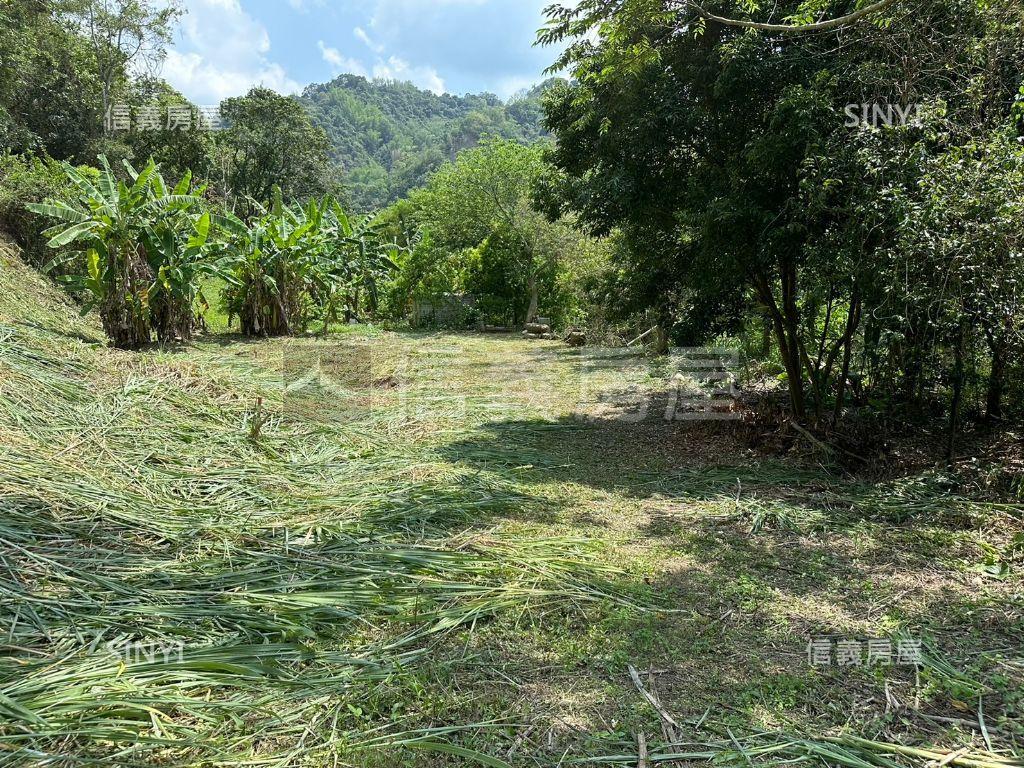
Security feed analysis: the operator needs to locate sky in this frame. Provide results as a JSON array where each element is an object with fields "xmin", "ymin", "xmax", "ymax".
[{"xmin": 161, "ymin": 0, "xmax": 564, "ymax": 106}]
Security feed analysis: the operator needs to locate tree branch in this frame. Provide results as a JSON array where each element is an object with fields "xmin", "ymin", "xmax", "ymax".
[{"xmin": 671, "ymin": 0, "xmax": 900, "ymax": 34}]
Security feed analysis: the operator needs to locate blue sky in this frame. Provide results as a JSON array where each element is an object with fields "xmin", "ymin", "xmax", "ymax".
[{"xmin": 162, "ymin": 0, "xmax": 564, "ymax": 105}]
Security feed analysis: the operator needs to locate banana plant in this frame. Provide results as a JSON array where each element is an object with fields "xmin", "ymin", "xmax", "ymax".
[
  {"xmin": 27, "ymin": 156, "xmax": 204, "ymax": 349},
  {"xmin": 215, "ymin": 189, "xmax": 400, "ymax": 338},
  {"xmin": 312, "ymin": 201, "xmax": 400, "ymax": 332},
  {"xmin": 344, "ymin": 214, "xmax": 401, "ymax": 318},
  {"xmin": 217, "ymin": 189, "xmax": 326, "ymax": 336},
  {"xmin": 214, "ymin": 208, "xmax": 279, "ymax": 337},
  {"xmin": 142, "ymin": 209, "xmax": 221, "ymax": 342}
]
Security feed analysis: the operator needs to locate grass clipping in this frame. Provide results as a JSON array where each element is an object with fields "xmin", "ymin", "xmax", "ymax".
[{"xmin": 0, "ymin": 318, "xmax": 622, "ymax": 766}]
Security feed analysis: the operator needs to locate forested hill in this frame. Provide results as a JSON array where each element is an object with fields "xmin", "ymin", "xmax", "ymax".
[{"xmin": 300, "ymin": 75, "xmax": 560, "ymax": 211}]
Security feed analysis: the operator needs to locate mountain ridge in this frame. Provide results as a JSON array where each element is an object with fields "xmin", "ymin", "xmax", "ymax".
[{"xmin": 300, "ymin": 74, "xmax": 561, "ymax": 210}]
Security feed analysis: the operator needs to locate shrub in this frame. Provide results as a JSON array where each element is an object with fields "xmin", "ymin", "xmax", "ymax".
[{"xmin": 0, "ymin": 152, "xmax": 77, "ymax": 272}]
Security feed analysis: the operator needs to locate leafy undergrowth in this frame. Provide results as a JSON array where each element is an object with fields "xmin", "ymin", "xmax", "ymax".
[{"xmin": 1, "ymin": 243, "xmax": 1022, "ymax": 767}]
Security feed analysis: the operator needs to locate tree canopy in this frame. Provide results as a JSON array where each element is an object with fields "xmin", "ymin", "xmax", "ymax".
[
  {"xmin": 219, "ymin": 88, "xmax": 339, "ymax": 209},
  {"xmin": 301, "ymin": 75, "xmax": 560, "ymax": 211},
  {"xmin": 539, "ymin": 0, "xmax": 1024, "ymax": 427}
]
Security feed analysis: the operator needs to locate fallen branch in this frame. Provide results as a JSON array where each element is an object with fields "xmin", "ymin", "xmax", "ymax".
[
  {"xmin": 789, "ymin": 420, "xmax": 869, "ymax": 464},
  {"xmin": 647, "ymin": 668, "xmax": 678, "ymax": 745},
  {"xmin": 824, "ymin": 735, "xmax": 1022, "ymax": 768},
  {"xmin": 627, "ymin": 326, "xmax": 658, "ymax": 348},
  {"xmin": 789, "ymin": 420, "xmax": 836, "ymax": 456},
  {"xmin": 628, "ymin": 664, "xmax": 682, "ymax": 732},
  {"xmin": 637, "ymin": 731, "xmax": 648, "ymax": 768}
]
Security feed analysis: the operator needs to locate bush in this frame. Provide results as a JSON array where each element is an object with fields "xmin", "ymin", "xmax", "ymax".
[
  {"xmin": 0, "ymin": 153, "xmax": 77, "ymax": 272},
  {"xmin": 377, "ymin": 232, "xmax": 468, "ymax": 323}
]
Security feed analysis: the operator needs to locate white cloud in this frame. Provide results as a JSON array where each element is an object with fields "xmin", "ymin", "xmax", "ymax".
[
  {"xmin": 317, "ymin": 41, "xmax": 367, "ymax": 77},
  {"xmin": 354, "ymin": 27, "xmax": 384, "ymax": 54},
  {"xmin": 352, "ymin": 22, "xmax": 446, "ymax": 92},
  {"xmin": 372, "ymin": 56, "xmax": 445, "ymax": 95},
  {"xmin": 330, "ymin": 24, "xmax": 446, "ymax": 93},
  {"xmin": 360, "ymin": 0, "xmax": 555, "ymax": 96},
  {"xmin": 162, "ymin": 0, "xmax": 301, "ymax": 104}
]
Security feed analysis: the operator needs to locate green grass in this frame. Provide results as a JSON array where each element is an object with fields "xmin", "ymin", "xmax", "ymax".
[
  {"xmin": 197, "ymin": 274, "xmax": 232, "ymax": 333},
  {"xmin": 0, "ymin": 244, "xmax": 1022, "ymax": 766}
]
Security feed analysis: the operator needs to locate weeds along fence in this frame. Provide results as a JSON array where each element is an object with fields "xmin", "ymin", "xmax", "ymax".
[{"xmin": 0, "ymin": 319, "xmax": 626, "ymax": 765}]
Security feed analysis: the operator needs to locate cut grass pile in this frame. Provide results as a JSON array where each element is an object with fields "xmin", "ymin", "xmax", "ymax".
[
  {"xmin": 0, "ymin": 243, "xmax": 1021, "ymax": 767},
  {"xmin": 0, "ymin": 252, "xmax": 625, "ymax": 765}
]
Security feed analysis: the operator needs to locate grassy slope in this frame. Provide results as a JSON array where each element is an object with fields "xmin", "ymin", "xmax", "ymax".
[{"xmin": 0, "ymin": 240, "xmax": 1021, "ymax": 766}]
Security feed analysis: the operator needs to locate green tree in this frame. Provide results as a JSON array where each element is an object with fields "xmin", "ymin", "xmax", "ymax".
[
  {"xmin": 0, "ymin": 0, "xmax": 104, "ymax": 161},
  {"xmin": 539, "ymin": 0, "xmax": 1024, "ymax": 424},
  {"xmin": 121, "ymin": 79, "xmax": 216, "ymax": 182},
  {"xmin": 219, "ymin": 88, "xmax": 339, "ymax": 209},
  {"xmin": 881, "ymin": 131, "xmax": 1024, "ymax": 429},
  {"xmin": 300, "ymin": 75, "xmax": 560, "ymax": 211},
  {"xmin": 67, "ymin": 0, "xmax": 182, "ymax": 122},
  {"xmin": 414, "ymin": 139, "xmax": 555, "ymax": 324}
]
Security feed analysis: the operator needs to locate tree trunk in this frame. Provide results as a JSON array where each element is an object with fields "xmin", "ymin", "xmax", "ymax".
[
  {"xmin": 101, "ymin": 245, "xmax": 153, "ymax": 350},
  {"xmin": 901, "ymin": 329, "xmax": 924, "ymax": 408},
  {"xmin": 525, "ymin": 273, "xmax": 539, "ymax": 325},
  {"xmin": 831, "ymin": 291, "xmax": 862, "ymax": 427},
  {"xmin": 777, "ymin": 319, "xmax": 806, "ymax": 420},
  {"xmin": 102, "ymin": 82, "xmax": 110, "ymax": 130},
  {"xmin": 780, "ymin": 259, "xmax": 808, "ymax": 420},
  {"xmin": 152, "ymin": 294, "xmax": 195, "ymax": 343},
  {"xmin": 240, "ymin": 273, "xmax": 290, "ymax": 337},
  {"xmin": 755, "ymin": 265, "xmax": 807, "ymax": 421},
  {"xmin": 946, "ymin": 322, "xmax": 967, "ymax": 464},
  {"xmin": 653, "ymin": 323, "xmax": 669, "ymax": 356},
  {"xmin": 986, "ymin": 337, "xmax": 1006, "ymax": 420},
  {"xmin": 760, "ymin": 314, "xmax": 772, "ymax": 358}
]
